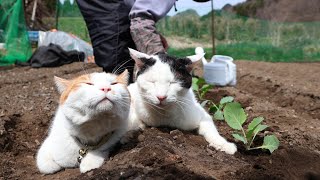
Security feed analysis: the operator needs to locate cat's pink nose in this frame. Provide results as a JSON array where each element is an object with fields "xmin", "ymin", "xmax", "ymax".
[
  {"xmin": 100, "ymin": 87, "xmax": 111, "ymax": 92},
  {"xmin": 157, "ymin": 96, "xmax": 167, "ymax": 102}
]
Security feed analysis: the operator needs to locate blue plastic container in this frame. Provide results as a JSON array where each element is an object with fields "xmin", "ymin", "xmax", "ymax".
[{"xmin": 28, "ymin": 31, "xmax": 39, "ymax": 42}]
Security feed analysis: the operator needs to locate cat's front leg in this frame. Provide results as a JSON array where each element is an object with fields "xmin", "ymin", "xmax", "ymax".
[
  {"xmin": 198, "ymin": 111, "xmax": 237, "ymax": 155},
  {"xmin": 80, "ymin": 130, "xmax": 126, "ymax": 173},
  {"xmin": 79, "ymin": 150, "xmax": 106, "ymax": 173},
  {"xmin": 128, "ymin": 108, "xmax": 147, "ymax": 131},
  {"xmin": 120, "ymin": 117, "xmax": 146, "ymax": 144},
  {"xmin": 37, "ymin": 139, "xmax": 63, "ymax": 174}
]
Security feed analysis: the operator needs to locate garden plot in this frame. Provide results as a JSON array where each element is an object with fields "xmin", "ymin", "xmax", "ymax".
[{"xmin": 0, "ymin": 61, "xmax": 319, "ymax": 179}]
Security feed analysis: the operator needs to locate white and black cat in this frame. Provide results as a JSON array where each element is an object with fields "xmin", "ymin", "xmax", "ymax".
[
  {"xmin": 128, "ymin": 49, "xmax": 237, "ymax": 155},
  {"xmin": 37, "ymin": 70, "xmax": 130, "ymax": 174}
]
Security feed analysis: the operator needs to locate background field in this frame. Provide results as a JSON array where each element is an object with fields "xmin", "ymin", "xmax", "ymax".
[
  {"xmin": 159, "ymin": 10, "xmax": 320, "ymax": 62},
  {"xmin": 55, "ymin": 6, "xmax": 320, "ymax": 62}
]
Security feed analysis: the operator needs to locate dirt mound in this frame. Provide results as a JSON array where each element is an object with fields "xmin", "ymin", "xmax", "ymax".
[
  {"xmin": 0, "ymin": 61, "xmax": 319, "ymax": 179},
  {"xmin": 231, "ymin": 0, "xmax": 320, "ymax": 22}
]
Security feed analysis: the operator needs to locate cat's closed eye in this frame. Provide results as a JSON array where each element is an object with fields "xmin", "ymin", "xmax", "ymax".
[
  {"xmin": 111, "ymin": 82, "xmax": 118, "ymax": 85},
  {"xmin": 170, "ymin": 81, "xmax": 178, "ymax": 84},
  {"xmin": 85, "ymin": 82, "xmax": 94, "ymax": 85}
]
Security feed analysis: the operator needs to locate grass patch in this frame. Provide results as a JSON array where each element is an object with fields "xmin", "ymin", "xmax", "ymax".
[{"xmin": 58, "ymin": 17, "xmax": 90, "ymax": 42}]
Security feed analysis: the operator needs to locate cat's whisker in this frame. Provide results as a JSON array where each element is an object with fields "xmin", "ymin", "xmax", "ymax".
[
  {"xmin": 137, "ymin": 98, "xmax": 166, "ymax": 115},
  {"xmin": 178, "ymin": 99, "xmax": 193, "ymax": 108},
  {"xmin": 117, "ymin": 101, "xmax": 130, "ymax": 109},
  {"xmin": 146, "ymin": 104, "xmax": 166, "ymax": 116},
  {"xmin": 175, "ymin": 100, "xmax": 187, "ymax": 116},
  {"xmin": 115, "ymin": 66, "xmax": 135, "ymax": 74},
  {"xmin": 112, "ymin": 59, "xmax": 133, "ymax": 74},
  {"xmin": 175, "ymin": 99, "xmax": 188, "ymax": 107},
  {"xmin": 120, "ymin": 97, "xmax": 131, "ymax": 99},
  {"xmin": 139, "ymin": 98, "xmax": 162, "ymax": 110},
  {"xmin": 137, "ymin": 93, "xmax": 166, "ymax": 111},
  {"xmin": 180, "ymin": 97, "xmax": 193, "ymax": 104},
  {"xmin": 176, "ymin": 99, "xmax": 190, "ymax": 107}
]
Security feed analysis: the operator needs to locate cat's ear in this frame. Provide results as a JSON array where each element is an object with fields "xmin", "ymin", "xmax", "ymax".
[
  {"xmin": 128, "ymin": 48, "xmax": 151, "ymax": 69},
  {"xmin": 186, "ymin": 53, "xmax": 205, "ymax": 63},
  {"xmin": 117, "ymin": 69, "xmax": 129, "ymax": 85},
  {"xmin": 54, "ymin": 76, "xmax": 69, "ymax": 94}
]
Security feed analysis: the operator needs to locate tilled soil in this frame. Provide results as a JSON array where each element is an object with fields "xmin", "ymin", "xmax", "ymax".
[{"xmin": 0, "ymin": 61, "xmax": 319, "ymax": 180}]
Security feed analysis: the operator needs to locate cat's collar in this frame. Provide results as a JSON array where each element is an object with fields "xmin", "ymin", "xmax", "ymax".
[{"xmin": 74, "ymin": 131, "xmax": 114, "ymax": 163}]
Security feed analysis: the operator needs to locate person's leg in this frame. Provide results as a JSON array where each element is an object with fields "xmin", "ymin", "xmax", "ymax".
[
  {"xmin": 129, "ymin": 0, "xmax": 176, "ymax": 54},
  {"xmin": 76, "ymin": 0, "xmax": 135, "ymax": 81}
]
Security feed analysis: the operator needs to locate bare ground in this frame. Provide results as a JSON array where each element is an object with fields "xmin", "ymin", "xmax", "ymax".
[{"xmin": 0, "ymin": 60, "xmax": 319, "ymax": 180}]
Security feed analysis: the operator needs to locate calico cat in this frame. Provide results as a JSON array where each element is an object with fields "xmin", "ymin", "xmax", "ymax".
[
  {"xmin": 37, "ymin": 70, "xmax": 130, "ymax": 174},
  {"xmin": 128, "ymin": 49, "xmax": 237, "ymax": 155}
]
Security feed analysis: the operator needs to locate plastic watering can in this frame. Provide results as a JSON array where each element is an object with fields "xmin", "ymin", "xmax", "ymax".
[{"xmin": 195, "ymin": 47, "xmax": 237, "ymax": 86}]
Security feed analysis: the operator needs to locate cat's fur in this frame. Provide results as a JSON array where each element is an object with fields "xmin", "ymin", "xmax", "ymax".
[
  {"xmin": 127, "ymin": 49, "xmax": 237, "ymax": 155},
  {"xmin": 37, "ymin": 70, "xmax": 130, "ymax": 174}
]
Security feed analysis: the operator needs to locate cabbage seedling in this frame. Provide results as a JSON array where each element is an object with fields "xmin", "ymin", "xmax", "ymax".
[{"xmin": 224, "ymin": 102, "xmax": 280, "ymax": 153}]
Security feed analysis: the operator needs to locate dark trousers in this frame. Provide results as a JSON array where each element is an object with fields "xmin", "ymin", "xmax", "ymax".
[{"xmin": 76, "ymin": 0, "xmax": 135, "ymax": 80}]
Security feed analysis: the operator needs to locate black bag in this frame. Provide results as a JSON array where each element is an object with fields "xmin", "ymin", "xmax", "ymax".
[{"xmin": 27, "ymin": 43, "xmax": 85, "ymax": 68}]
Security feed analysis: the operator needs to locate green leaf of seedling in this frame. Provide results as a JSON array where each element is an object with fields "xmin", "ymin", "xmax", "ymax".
[
  {"xmin": 248, "ymin": 117, "xmax": 264, "ymax": 131},
  {"xmin": 253, "ymin": 124, "xmax": 268, "ymax": 134},
  {"xmin": 214, "ymin": 110, "xmax": 224, "ymax": 120},
  {"xmin": 248, "ymin": 124, "xmax": 269, "ymax": 148},
  {"xmin": 246, "ymin": 117, "xmax": 264, "ymax": 139},
  {"xmin": 200, "ymin": 84, "xmax": 212, "ymax": 91},
  {"xmin": 192, "ymin": 77, "xmax": 199, "ymax": 91},
  {"xmin": 223, "ymin": 102, "xmax": 247, "ymax": 130},
  {"xmin": 200, "ymin": 84, "xmax": 213, "ymax": 98},
  {"xmin": 246, "ymin": 130, "xmax": 254, "ymax": 140},
  {"xmin": 209, "ymin": 106, "xmax": 218, "ymax": 113},
  {"xmin": 260, "ymin": 135, "xmax": 280, "ymax": 153},
  {"xmin": 246, "ymin": 129, "xmax": 255, "ymax": 140},
  {"xmin": 232, "ymin": 133, "xmax": 247, "ymax": 144},
  {"xmin": 192, "ymin": 77, "xmax": 199, "ymax": 84},
  {"xmin": 220, "ymin": 96, "xmax": 234, "ymax": 105},
  {"xmin": 197, "ymin": 78, "xmax": 206, "ymax": 86}
]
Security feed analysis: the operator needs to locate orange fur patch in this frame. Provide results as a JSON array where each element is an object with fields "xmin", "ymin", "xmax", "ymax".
[
  {"xmin": 114, "ymin": 71, "xmax": 130, "ymax": 101},
  {"xmin": 115, "ymin": 70, "xmax": 129, "ymax": 85},
  {"xmin": 59, "ymin": 74, "xmax": 90, "ymax": 104},
  {"xmin": 115, "ymin": 71, "xmax": 130, "ymax": 98}
]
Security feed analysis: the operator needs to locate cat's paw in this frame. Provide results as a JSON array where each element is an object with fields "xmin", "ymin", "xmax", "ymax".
[
  {"xmin": 79, "ymin": 152, "xmax": 105, "ymax": 173},
  {"xmin": 210, "ymin": 141, "xmax": 237, "ymax": 155},
  {"xmin": 37, "ymin": 157, "xmax": 62, "ymax": 174},
  {"xmin": 222, "ymin": 142, "xmax": 237, "ymax": 155},
  {"xmin": 138, "ymin": 122, "xmax": 146, "ymax": 130},
  {"xmin": 37, "ymin": 148, "xmax": 62, "ymax": 174},
  {"xmin": 120, "ymin": 130, "xmax": 140, "ymax": 144}
]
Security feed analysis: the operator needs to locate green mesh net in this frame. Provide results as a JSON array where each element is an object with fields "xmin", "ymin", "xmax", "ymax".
[{"xmin": 0, "ymin": 0, "xmax": 32, "ymax": 66}]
